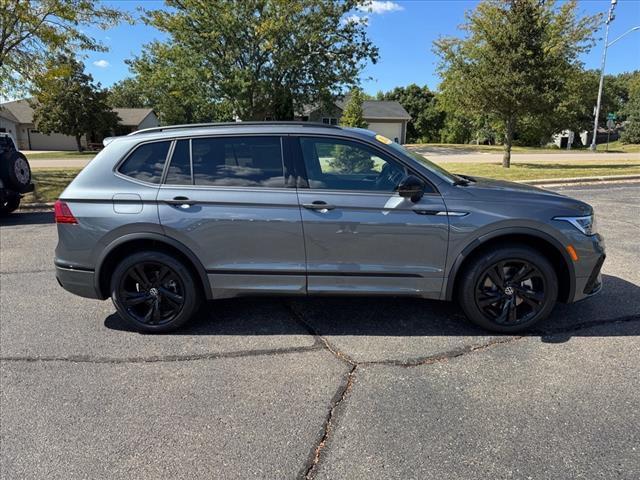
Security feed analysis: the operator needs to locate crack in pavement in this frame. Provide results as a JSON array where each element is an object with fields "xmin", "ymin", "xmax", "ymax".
[
  {"xmin": 300, "ymin": 365, "xmax": 357, "ymax": 480},
  {"xmin": 0, "ymin": 344, "xmax": 323, "ymax": 364},
  {"xmin": 286, "ymin": 303, "xmax": 640, "ymax": 479},
  {"xmin": 0, "ymin": 269, "xmax": 55, "ymax": 275}
]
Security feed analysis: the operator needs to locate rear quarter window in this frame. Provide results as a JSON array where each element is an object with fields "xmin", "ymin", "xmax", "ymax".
[{"xmin": 118, "ymin": 141, "xmax": 171, "ymax": 184}]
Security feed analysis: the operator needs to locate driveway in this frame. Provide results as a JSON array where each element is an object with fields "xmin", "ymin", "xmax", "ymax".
[{"xmin": 1, "ymin": 183, "xmax": 639, "ymax": 479}]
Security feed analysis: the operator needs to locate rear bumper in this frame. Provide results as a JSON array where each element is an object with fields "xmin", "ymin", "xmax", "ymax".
[{"xmin": 55, "ymin": 264, "xmax": 101, "ymax": 299}]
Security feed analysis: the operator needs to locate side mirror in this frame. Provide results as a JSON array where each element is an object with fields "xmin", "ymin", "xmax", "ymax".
[{"xmin": 397, "ymin": 175, "xmax": 425, "ymax": 202}]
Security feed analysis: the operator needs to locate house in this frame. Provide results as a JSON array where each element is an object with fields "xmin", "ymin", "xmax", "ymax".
[
  {"xmin": 297, "ymin": 99, "xmax": 411, "ymax": 144},
  {"xmin": 0, "ymin": 99, "xmax": 159, "ymax": 151}
]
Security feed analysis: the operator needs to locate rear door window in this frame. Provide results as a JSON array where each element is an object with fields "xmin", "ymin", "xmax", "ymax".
[
  {"xmin": 118, "ymin": 141, "xmax": 171, "ymax": 184},
  {"xmin": 165, "ymin": 139, "xmax": 192, "ymax": 185},
  {"xmin": 191, "ymin": 136, "xmax": 284, "ymax": 187}
]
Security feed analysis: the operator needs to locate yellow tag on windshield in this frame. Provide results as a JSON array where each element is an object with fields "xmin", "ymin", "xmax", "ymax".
[{"xmin": 375, "ymin": 134, "xmax": 392, "ymax": 145}]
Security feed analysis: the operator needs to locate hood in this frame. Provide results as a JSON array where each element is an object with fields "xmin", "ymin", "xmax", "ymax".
[{"xmin": 456, "ymin": 176, "xmax": 592, "ymax": 216}]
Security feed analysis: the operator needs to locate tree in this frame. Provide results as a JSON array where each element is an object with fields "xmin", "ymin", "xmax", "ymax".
[
  {"xmin": 621, "ymin": 75, "xmax": 640, "ymax": 144},
  {"xmin": 435, "ymin": 0, "xmax": 600, "ymax": 166},
  {"xmin": 31, "ymin": 56, "xmax": 118, "ymax": 151},
  {"xmin": 0, "ymin": 0, "xmax": 127, "ymax": 96},
  {"xmin": 340, "ymin": 88, "xmax": 368, "ymax": 128},
  {"xmin": 141, "ymin": 0, "xmax": 378, "ymax": 120},
  {"xmin": 377, "ymin": 84, "xmax": 444, "ymax": 143},
  {"xmin": 109, "ymin": 44, "xmax": 234, "ymax": 125}
]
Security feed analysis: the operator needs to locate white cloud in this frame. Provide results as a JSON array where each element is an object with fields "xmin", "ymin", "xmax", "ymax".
[
  {"xmin": 342, "ymin": 14, "xmax": 369, "ymax": 25},
  {"xmin": 357, "ymin": 1, "xmax": 403, "ymax": 14},
  {"xmin": 92, "ymin": 59, "xmax": 110, "ymax": 68}
]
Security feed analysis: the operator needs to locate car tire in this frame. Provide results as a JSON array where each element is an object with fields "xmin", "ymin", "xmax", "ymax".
[
  {"xmin": 110, "ymin": 251, "xmax": 201, "ymax": 333},
  {"xmin": 0, "ymin": 151, "xmax": 32, "ymax": 193},
  {"xmin": 457, "ymin": 244, "xmax": 558, "ymax": 333},
  {"xmin": 0, "ymin": 193, "xmax": 20, "ymax": 215}
]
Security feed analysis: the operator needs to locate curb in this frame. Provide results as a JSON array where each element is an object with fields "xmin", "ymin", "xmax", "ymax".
[
  {"xmin": 16, "ymin": 175, "xmax": 640, "ymax": 212},
  {"xmin": 520, "ymin": 174, "xmax": 640, "ymax": 186}
]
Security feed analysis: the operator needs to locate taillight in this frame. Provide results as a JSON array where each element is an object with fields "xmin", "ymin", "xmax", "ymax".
[{"xmin": 54, "ymin": 200, "xmax": 78, "ymax": 224}]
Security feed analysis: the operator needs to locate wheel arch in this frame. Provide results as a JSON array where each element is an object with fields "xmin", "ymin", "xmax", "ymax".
[
  {"xmin": 445, "ymin": 228, "xmax": 575, "ymax": 303},
  {"xmin": 95, "ymin": 233, "xmax": 212, "ymax": 300}
]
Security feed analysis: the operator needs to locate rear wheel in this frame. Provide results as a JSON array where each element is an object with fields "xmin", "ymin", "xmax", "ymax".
[
  {"xmin": 110, "ymin": 251, "xmax": 201, "ymax": 333},
  {"xmin": 457, "ymin": 245, "xmax": 558, "ymax": 333},
  {"xmin": 0, "ymin": 193, "xmax": 20, "ymax": 215},
  {"xmin": 0, "ymin": 152, "xmax": 32, "ymax": 193}
]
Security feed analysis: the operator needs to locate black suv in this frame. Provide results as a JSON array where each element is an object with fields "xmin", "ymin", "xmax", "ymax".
[{"xmin": 0, "ymin": 133, "xmax": 33, "ymax": 214}]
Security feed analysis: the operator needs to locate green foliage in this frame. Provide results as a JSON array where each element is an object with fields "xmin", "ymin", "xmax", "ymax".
[
  {"xmin": 434, "ymin": 0, "xmax": 601, "ymax": 166},
  {"xmin": 141, "ymin": 0, "xmax": 378, "ymax": 121},
  {"xmin": 377, "ymin": 84, "xmax": 444, "ymax": 143},
  {"xmin": 328, "ymin": 144, "xmax": 374, "ymax": 173},
  {"xmin": 31, "ymin": 56, "xmax": 118, "ymax": 151},
  {"xmin": 339, "ymin": 88, "xmax": 368, "ymax": 128},
  {"xmin": 0, "ymin": 0, "xmax": 128, "ymax": 97},
  {"xmin": 111, "ymin": 44, "xmax": 234, "ymax": 125},
  {"xmin": 620, "ymin": 75, "xmax": 640, "ymax": 144}
]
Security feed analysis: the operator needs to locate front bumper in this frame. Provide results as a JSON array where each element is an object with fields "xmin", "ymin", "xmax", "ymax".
[
  {"xmin": 568, "ymin": 232, "xmax": 606, "ymax": 303},
  {"xmin": 55, "ymin": 264, "xmax": 101, "ymax": 299}
]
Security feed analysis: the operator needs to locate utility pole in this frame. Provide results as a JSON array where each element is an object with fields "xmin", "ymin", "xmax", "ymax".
[{"xmin": 590, "ymin": 0, "xmax": 617, "ymax": 151}]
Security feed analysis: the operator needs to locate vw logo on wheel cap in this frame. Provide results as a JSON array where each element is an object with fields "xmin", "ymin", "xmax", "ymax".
[{"xmin": 504, "ymin": 286, "xmax": 515, "ymax": 296}]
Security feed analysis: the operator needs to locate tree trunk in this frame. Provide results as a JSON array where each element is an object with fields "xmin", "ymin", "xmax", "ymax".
[
  {"xmin": 502, "ymin": 116, "xmax": 515, "ymax": 168},
  {"xmin": 75, "ymin": 135, "xmax": 83, "ymax": 152}
]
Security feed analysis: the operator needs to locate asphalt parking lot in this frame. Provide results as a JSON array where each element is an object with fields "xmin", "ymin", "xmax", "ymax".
[{"xmin": 1, "ymin": 182, "xmax": 639, "ymax": 479}]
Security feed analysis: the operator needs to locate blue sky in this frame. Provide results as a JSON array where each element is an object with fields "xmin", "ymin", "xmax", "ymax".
[{"xmin": 83, "ymin": 0, "xmax": 640, "ymax": 94}]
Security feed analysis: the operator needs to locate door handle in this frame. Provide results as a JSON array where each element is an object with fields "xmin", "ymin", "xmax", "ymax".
[
  {"xmin": 165, "ymin": 196, "xmax": 196, "ymax": 207},
  {"xmin": 302, "ymin": 201, "xmax": 335, "ymax": 212}
]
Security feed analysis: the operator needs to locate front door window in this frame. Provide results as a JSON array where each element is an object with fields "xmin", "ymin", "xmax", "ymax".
[{"xmin": 299, "ymin": 137, "xmax": 408, "ymax": 192}]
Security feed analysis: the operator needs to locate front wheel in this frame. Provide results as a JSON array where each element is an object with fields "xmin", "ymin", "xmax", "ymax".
[
  {"xmin": 110, "ymin": 251, "xmax": 201, "ymax": 333},
  {"xmin": 457, "ymin": 245, "xmax": 558, "ymax": 333}
]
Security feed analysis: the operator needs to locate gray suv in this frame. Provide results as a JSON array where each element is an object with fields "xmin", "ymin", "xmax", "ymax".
[{"xmin": 54, "ymin": 122, "xmax": 605, "ymax": 333}]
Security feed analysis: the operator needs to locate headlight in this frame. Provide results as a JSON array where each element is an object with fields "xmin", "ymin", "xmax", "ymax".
[{"xmin": 554, "ymin": 214, "xmax": 597, "ymax": 236}]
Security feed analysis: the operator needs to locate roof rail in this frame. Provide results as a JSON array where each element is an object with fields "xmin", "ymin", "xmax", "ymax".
[{"xmin": 128, "ymin": 121, "xmax": 342, "ymax": 136}]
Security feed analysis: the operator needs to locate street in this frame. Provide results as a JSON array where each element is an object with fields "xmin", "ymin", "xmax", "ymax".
[{"xmin": 1, "ymin": 182, "xmax": 639, "ymax": 479}]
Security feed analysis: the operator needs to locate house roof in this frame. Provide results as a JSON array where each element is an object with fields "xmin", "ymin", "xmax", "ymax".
[
  {"xmin": 336, "ymin": 100, "xmax": 411, "ymax": 121},
  {"xmin": 0, "ymin": 99, "xmax": 155, "ymax": 127},
  {"xmin": 0, "ymin": 105, "xmax": 20, "ymax": 123},
  {"xmin": 0, "ymin": 99, "xmax": 35, "ymax": 124},
  {"xmin": 303, "ymin": 99, "xmax": 411, "ymax": 121},
  {"xmin": 113, "ymin": 108, "xmax": 155, "ymax": 126}
]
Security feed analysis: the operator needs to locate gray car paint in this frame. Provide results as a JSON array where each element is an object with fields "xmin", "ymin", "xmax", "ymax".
[{"xmin": 55, "ymin": 123, "xmax": 604, "ymax": 304}]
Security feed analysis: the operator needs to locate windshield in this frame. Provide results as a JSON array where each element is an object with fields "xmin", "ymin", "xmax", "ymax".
[{"xmin": 386, "ymin": 142, "xmax": 463, "ymax": 184}]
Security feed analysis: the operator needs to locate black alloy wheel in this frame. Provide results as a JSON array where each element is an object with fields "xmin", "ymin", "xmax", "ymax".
[
  {"xmin": 119, "ymin": 261, "xmax": 185, "ymax": 326},
  {"xmin": 474, "ymin": 260, "xmax": 545, "ymax": 326},
  {"xmin": 458, "ymin": 245, "xmax": 558, "ymax": 333},
  {"xmin": 111, "ymin": 251, "xmax": 200, "ymax": 333}
]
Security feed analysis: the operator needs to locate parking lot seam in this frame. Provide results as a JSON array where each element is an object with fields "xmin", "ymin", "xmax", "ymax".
[
  {"xmin": 285, "ymin": 302, "xmax": 357, "ymax": 366},
  {"xmin": 533, "ymin": 314, "xmax": 640, "ymax": 337},
  {"xmin": 301, "ymin": 364, "xmax": 357, "ymax": 480},
  {"xmin": 362, "ymin": 335, "xmax": 523, "ymax": 368},
  {"xmin": 0, "ymin": 344, "xmax": 323, "ymax": 364}
]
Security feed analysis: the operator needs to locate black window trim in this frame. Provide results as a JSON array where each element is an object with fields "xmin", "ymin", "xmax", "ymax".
[{"xmin": 289, "ymin": 134, "xmax": 440, "ymax": 196}]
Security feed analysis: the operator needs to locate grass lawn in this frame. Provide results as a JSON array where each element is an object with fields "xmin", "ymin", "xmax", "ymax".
[
  {"xmin": 24, "ymin": 151, "xmax": 97, "ymax": 160},
  {"xmin": 23, "ymin": 169, "xmax": 81, "ymax": 203},
  {"xmin": 595, "ymin": 140, "xmax": 640, "ymax": 153},
  {"xmin": 439, "ymin": 160, "xmax": 640, "ymax": 181}
]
